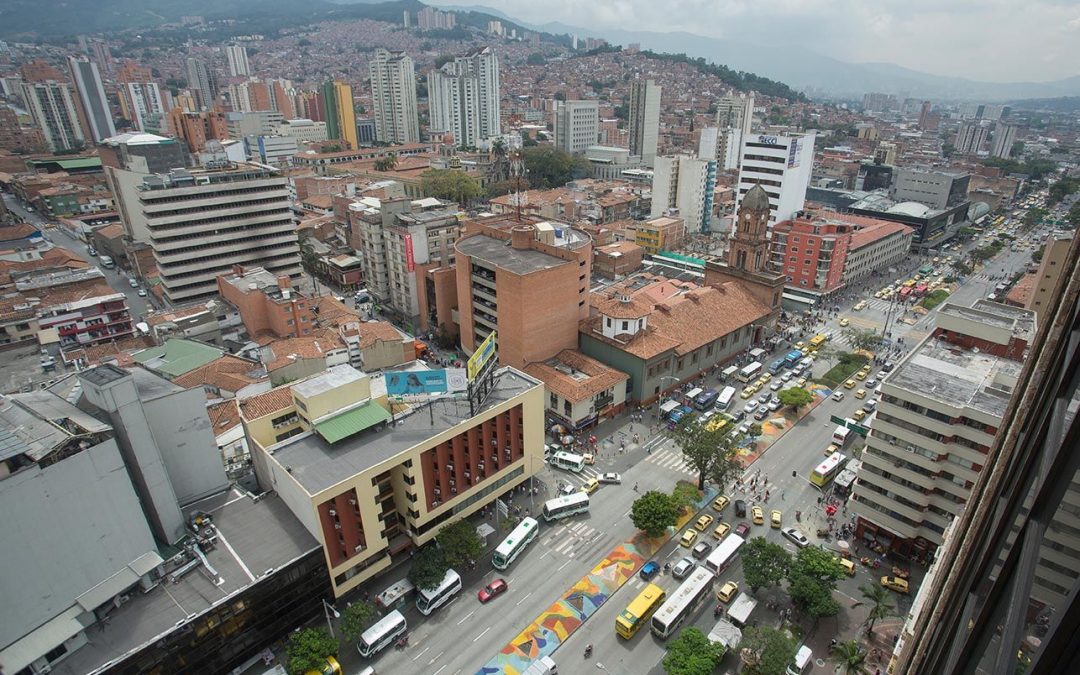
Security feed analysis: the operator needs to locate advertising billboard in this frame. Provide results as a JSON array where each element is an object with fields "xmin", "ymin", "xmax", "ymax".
[
  {"xmin": 787, "ymin": 138, "xmax": 800, "ymax": 169},
  {"xmin": 404, "ymin": 233, "xmax": 415, "ymax": 272},
  {"xmin": 467, "ymin": 330, "xmax": 497, "ymax": 380},
  {"xmin": 386, "ymin": 369, "xmax": 468, "ymax": 395}
]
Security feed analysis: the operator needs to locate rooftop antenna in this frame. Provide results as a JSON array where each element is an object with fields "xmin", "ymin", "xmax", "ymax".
[{"xmin": 509, "ymin": 149, "xmax": 527, "ymax": 223}]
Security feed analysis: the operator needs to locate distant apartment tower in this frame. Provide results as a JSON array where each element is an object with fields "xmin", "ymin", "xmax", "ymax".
[
  {"xmin": 119, "ymin": 81, "xmax": 167, "ymax": 133},
  {"xmin": 417, "ymin": 6, "xmax": 456, "ymax": 30},
  {"xmin": 186, "ymin": 57, "xmax": 217, "ymax": 110},
  {"xmin": 862, "ymin": 92, "xmax": 897, "ymax": 112},
  {"xmin": 321, "ymin": 80, "xmax": 358, "ymax": 149},
  {"xmin": 650, "ymin": 154, "xmax": 718, "ymax": 234},
  {"xmin": 20, "ymin": 80, "xmax": 84, "ymax": 152},
  {"xmin": 991, "ymin": 122, "xmax": 1017, "ymax": 159},
  {"xmin": 735, "ymin": 132, "xmax": 816, "ymax": 224},
  {"xmin": 628, "ymin": 78, "xmax": 660, "ymax": 165},
  {"xmin": 554, "ymin": 100, "xmax": 599, "ymax": 154},
  {"xmin": 428, "ymin": 47, "xmax": 501, "ymax": 148},
  {"xmin": 917, "ymin": 100, "xmax": 932, "ymax": 129},
  {"xmin": 955, "ymin": 120, "xmax": 990, "ymax": 155},
  {"xmin": 138, "ymin": 164, "xmax": 301, "ymax": 303},
  {"xmin": 713, "ymin": 93, "xmax": 754, "ymax": 169},
  {"xmin": 226, "ymin": 45, "xmax": 251, "ymax": 77},
  {"xmin": 850, "ymin": 300, "xmax": 1035, "ymax": 559},
  {"xmin": 369, "ymin": 48, "xmax": 419, "ymax": 144},
  {"xmin": 67, "ymin": 55, "xmax": 116, "ymax": 143}
]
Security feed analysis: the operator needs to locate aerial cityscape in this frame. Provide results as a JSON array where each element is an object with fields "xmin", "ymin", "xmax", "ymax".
[{"xmin": 0, "ymin": 2, "xmax": 1077, "ymax": 675}]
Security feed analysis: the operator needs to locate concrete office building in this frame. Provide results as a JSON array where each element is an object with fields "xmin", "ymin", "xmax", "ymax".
[
  {"xmin": 275, "ymin": 118, "xmax": 329, "ymax": 144},
  {"xmin": 369, "ymin": 48, "xmax": 419, "ymax": 144},
  {"xmin": 321, "ymin": 80, "xmax": 358, "ymax": 150},
  {"xmin": 226, "ymin": 45, "xmax": 251, "ymax": 77},
  {"xmin": 955, "ymin": 120, "xmax": 990, "ymax": 155},
  {"xmin": 1026, "ymin": 233, "xmax": 1072, "ymax": 321},
  {"xmin": 100, "ymin": 132, "xmax": 190, "ymax": 244},
  {"xmin": 118, "ymin": 81, "xmax": 167, "ymax": 133},
  {"xmin": 651, "ymin": 154, "xmax": 717, "ymax": 234},
  {"xmin": 245, "ymin": 363, "xmax": 545, "ymax": 597},
  {"xmin": 185, "ymin": 57, "xmax": 216, "ymax": 111},
  {"xmin": 891, "ymin": 167, "xmax": 970, "ymax": 211},
  {"xmin": 138, "ymin": 164, "xmax": 301, "ymax": 303},
  {"xmin": 628, "ymin": 78, "xmax": 660, "ymax": 165},
  {"xmin": 554, "ymin": 100, "xmax": 599, "ymax": 155},
  {"xmin": 714, "ymin": 93, "xmax": 754, "ymax": 170},
  {"xmin": 991, "ymin": 122, "xmax": 1017, "ymax": 159},
  {"xmin": 67, "ymin": 56, "xmax": 115, "ymax": 143},
  {"xmin": 20, "ymin": 80, "xmax": 83, "ymax": 152},
  {"xmin": 851, "ymin": 300, "xmax": 1035, "ymax": 559},
  {"xmin": 455, "ymin": 216, "xmax": 593, "ymax": 370},
  {"xmin": 225, "ymin": 110, "xmax": 285, "ymax": 138},
  {"xmin": 253, "ymin": 135, "xmax": 298, "ymax": 166},
  {"xmin": 735, "ymin": 132, "xmax": 815, "ymax": 225},
  {"xmin": 428, "ymin": 46, "xmax": 501, "ymax": 148}
]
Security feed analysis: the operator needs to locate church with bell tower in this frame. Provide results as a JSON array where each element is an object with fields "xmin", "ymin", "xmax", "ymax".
[{"xmin": 704, "ymin": 184, "xmax": 785, "ymax": 329}]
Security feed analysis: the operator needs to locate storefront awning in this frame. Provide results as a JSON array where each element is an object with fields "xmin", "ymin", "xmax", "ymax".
[{"xmin": 315, "ymin": 402, "xmax": 392, "ymax": 444}]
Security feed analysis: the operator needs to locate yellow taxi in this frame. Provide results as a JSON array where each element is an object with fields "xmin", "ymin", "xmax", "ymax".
[
  {"xmin": 681, "ymin": 529, "xmax": 699, "ymax": 547},
  {"xmin": 840, "ymin": 558, "xmax": 856, "ymax": 576},
  {"xmin": 716, "ymin": 581, "xmax": 739, "ymax": 603},
  {"xmin": 881, "ymin": 576, "xmax": 910, "ymax": 594},
  {"xmin": 581, "ymin": 478, "xmax": 600, "ymax": 495},
  {"xmin": 839, "ymin": 318, "xmax": 850, "ymax": 327},
  {"xmin": 852, "ymin": 409, "xmax": 867, "ymax": 422},
  {"xmin": 713, "ymin": 522, "xmax": 731, "ymax": 540},
  {"xmin": 695, "ymin": 514, "xmax": 715, "ymax": 531},
  {"xmin": 874, "ymin": 290, "xmax": 884, "ymax": 298},
  {"xmin": 796, "ymin": 377, "xmax": 808, "ymax": 387},
  {"xmin": 855, "ymin": 367, "xmax": 869, "ymax": 380},
  {"xmin": 583, "ymin": 452, "xmax": 596, "ymax": 465},
  {"xmin": 705, "ymin": 416, "xmax": 729, "ymax": 432},
  {"xmin": 753, "ymin": 378, "xmax": 766, "ymax": 389},
  {"xmin": 305, "ymin": 657, "xmax": 342, "ymax": 675},
  {"xmin": 855, "ymin": 388, "xmax": 867, "ymax": 399},
  {"xmin": 795, "ymin": 341, "xmax": 807, "ymax": 350},
  {"xmin": 751, "ymin": 505, "xmax": 764, "ymax": 525},
  {"xmin": 761, "ymin": 373, "xmax": 773, "ymax": 383},
  {"xmin": 770, "ymin": 510, "xmax": 782, "ymax": 529},
  {"xmin": 853, "ymin": 300, "xmax": 868, "ymax": 311},
  {"xmin": 824, "ymin": 443, "xmax": 839, "ymax": 456},
  {"xmin": 740, "ymin": 386, "xmax": 756, "ymax": 399},
  {"xmin": 845, "ymin": 379, "xmax": 857, "ymax": 389},
  {"xmin": 712, "ymin": 495, "xmax": 730, "ymax": 512}
]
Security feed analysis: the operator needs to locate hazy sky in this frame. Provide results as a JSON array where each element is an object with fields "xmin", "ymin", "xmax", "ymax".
[{"xmin": 438, "ymin": 0, "xmax": 1080, "ymax": 82}]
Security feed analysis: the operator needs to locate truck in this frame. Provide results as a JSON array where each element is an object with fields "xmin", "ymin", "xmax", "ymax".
[
  {"xmin": 832, "ymin": 425, "xmax": 852, "ymax": 447},
  {"xmin": 707, "ymin": 618, "xmax": 742, "ymax": 650},
  {"xmin": 749, "ymin": 347, "xmax": 767, "ymax": 361},
  {"xmin": 726, "ymin": 591, "xmax": 759, "ymax": 628},
  {"xmin": 768, "ymin": 358, "xmax": 786, "ymax": 375}
]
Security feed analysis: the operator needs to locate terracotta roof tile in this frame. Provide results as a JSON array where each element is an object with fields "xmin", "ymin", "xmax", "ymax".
[
  {"xmin": 357, "ymin": 320, "xmax": 406, "ymax": 349},
  {"xmin": 263, "ymin": 335, "xmax": 345, "ymax": 371},
  {"xmin": 239, "ymin": 385, "xmax": 295, "ymax": 420},
  {"xmin": 523, "ymin": 349, "xmax": 629, "ymax": 403},
  {"xmin": 172, "ymin": 355, "xmax": 263, "ymax": 393},
  {"xmin": 207, "ymin": 399, "xmax": 243, "ymax": 436},
  {"xmin": 79, "ymin": 335, "xmax": 157, "ymax": 365}
]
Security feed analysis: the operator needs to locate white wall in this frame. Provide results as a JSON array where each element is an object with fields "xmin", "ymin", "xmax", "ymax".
[{"xmin": 143, "ymin": 387, "xmax": 231, "ymax": 506}]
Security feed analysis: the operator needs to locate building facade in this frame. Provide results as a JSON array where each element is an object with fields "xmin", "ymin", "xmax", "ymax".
[
  {"xmin": 428, "ymin": 47, "xmax": 501, "ymax": 148},
  {"xmin": 138, "ymin": 165, "xmax": 301, "ymax": 304},
  {"xmin": 554, "ymin": 100, "xmax": 599, "ymax": 155},
  {"xmin": 226, "ymin": 45, "xmax": 251, "ymax": 77},
  {"xmin": 185, "ymin": 57, "xmax": 216, "ymax": 111},
  {"xmin": 991, "ymin": 122, "xmax": 1017, "ymax": 159},
  {"xmin": 16, "ymin": 268, "xmax": 134, "ymax": 349},
  {"xmin": 891, "ymin": 167, "xmax": 970, "ymax": 211},
  {"xmin": 67, "ymin": 56, "xmax": 115, "ymax": 143},
  {"xmin": 369, "ymin": 48, "xmax": 419, "ymax": 144},
  {"xmin": 628, "ymin": 79, "xmax": 660, "ymax": 166},
  {"xmin": 650, "ymin": 155, "xmax": 717, "ymax": 234},
  {"xmin": 118, "ymin": 81, "xmax": 167, "ymax": 133},
  {"xmin": 321, "ymin": 80, "xmax": 358, "ymax": 150},
  {"xmin": 735, "ymin": 132, "xmax": 815, "ymax": 224},
  {"xmin": 20, "ymin": 80, "xmax": 83, "ymax": 152}
]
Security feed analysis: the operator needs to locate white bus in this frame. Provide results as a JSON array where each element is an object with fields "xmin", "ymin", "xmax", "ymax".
[
  {"xmin": 550, "ymin": 450, "xmax": 585, "ymax": 473},
  {"xmin": 416, "ymin": 568, "xmax": 462, "ymax": 615},
  {"xmin": 651, "ymin": 567, "xmax": 714, "ymax": 639},
  {"xmin": 704, "ymin": 534, "xmax": 745, "ymax": 576},
  {"xmin": 357, "ymin": 609, "xmax": 407, "ymax": 657},
  {"xmin": 716, "ymin": 386, "xmax": 737, "ymax": 410},
  {"xmin": 493, "ymin": 517, "xmax": 540, "ymax": 570},
  {"xmin": 737, "ymin": 362, "xmax": 763, "ymax": 383},
  {"xmin": 542, "ymin": 492, "xmax": 590, "ymax": 522}
]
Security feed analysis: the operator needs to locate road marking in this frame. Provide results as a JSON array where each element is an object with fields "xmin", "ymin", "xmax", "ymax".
[
  {"xmin": 427, "ymin": 650, "xmax": 445, "ymax": 665},
  {"xmin": 433, "ymin": 667, "xmax": 448, "ymax": 675},
  {"xmin": 412, "ymin": 647, "xmax": 430, "ymax": 661},
  {"xmin": 623, "ymin": 508, "xmax": 633, "ymax": 517},
  {"xmin": 538, "ymin": 550, "xmax": 550, "ymax": 560},
  {"xmin": 516, "ymin": 591, "xmax": 533, "ymax": 606},
  {"xmin": 557, "ymin": 559, "xmax": 572, "ymax": 571},
  {"xmin": 456, "ymin": 610, "xmax": 475, "ymax": 625},
  {"xmin": 473, "ymin": 627, "xmax": 492, "ymax": 642}
]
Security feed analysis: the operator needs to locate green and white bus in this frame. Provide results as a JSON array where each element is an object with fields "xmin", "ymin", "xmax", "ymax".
[
  {"xmin": 541, "ymin": 492, "xmax": 590, "ymax": 522},
  {"xmin": 492, "ymin": 517, "xmax": 540, "ymax": 570}
]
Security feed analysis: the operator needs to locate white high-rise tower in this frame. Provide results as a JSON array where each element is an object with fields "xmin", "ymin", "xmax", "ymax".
[
  {"xmin": 369, "ymin": 48, "xmax": 419, "ymax": 144},
  {"xmin": 428, "ymin": 47, "xmax": 501, "ymax": 148}
]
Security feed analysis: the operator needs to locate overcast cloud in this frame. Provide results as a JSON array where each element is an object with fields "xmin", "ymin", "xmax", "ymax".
[{"xmin": 438, "ymin": 0, "xmax": 1080, "ymax": 82}]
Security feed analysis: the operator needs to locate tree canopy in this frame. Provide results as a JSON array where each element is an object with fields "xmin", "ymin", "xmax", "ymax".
[
  {"xmin": 408, "ymin": 545, "xmax": 449, "ymax": 591},
  {"xmin": 840, "ymin": 327, "xmax": 884, "ymax": 353},
  {"xmin": 421, "ymin": 169, "xmax": 485, "ymax": 204},
  {"xmin": 777, "ymin": 387, "xmax": 814, "ymax": 410},
  {"xmin": 663, "ymin": 627, "xmax": 727, "ymax": 675},
  {"xmin": 859, "ymin": 582, "xmax": 896, "ymax": 636},
  {"xmin": 339, "ymin": 601, "xmax": 377, "ymax": 644},
  {"xmin": 285, "ymin": 627, "xmax": 338, "ymax": 675},
  {"xmin": 742, "ymin": 536, "xmax": 792, "ymax": 592},
  {"xmin": 740, "ymin": 625, "xmax": 798, "ymax": 675},
  {"xmin": 671, "ymin": 413, "xmax": 742, "ymax": 490},
  {"xmin": 785, "ymin": 546, "xmax": 845, "ymax": 618},
  {"xmin": 521, "ymin": 145, "xmax": 589, "ymax": 188},
  {"xmin": 631, "ymin": 490, "xmax": 681, "ymax": 537},
  {"xmin": 437, "ymin": 519, "xmax": 483, "ymax": 569}
]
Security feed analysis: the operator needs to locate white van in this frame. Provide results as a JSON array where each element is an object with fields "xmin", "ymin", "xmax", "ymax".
[
  {"xmin": 786, "ymin": 645, "xmax": 813, "ymax": 674},
  {"xmin": 523, "ymin": 655, "xmax": 558, "ymax": 675}
]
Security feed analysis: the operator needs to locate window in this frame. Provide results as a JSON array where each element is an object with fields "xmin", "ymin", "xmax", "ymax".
[{"xmin": 621, "ymin": 320, "xmax": 629, "ymax": 331}]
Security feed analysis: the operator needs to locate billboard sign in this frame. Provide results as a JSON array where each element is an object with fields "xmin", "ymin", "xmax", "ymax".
[
  {"xmin": 385, "ymin": 368, "xmax": 469, "ymax": 395},
  {"xmin": 787, "ymin": 138, "xmax": 800, "ymax": 169},
  {"xmin": 467, "ymin": 330, "xmax": 497, "ymax": 380},
  {"xmin": 404, "ymin": 233, "xmax": 415, "ymax": 272}
]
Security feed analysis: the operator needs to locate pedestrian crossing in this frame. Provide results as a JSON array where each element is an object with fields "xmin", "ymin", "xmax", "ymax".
[
  {"xmin": 556, "ymin": 465, "xmax": 604, "ymax": 487},
  {"xmin": 540, "ymin": 520, "xmax": 601, "ymax": 557},
  {"xmin": 643, "ymin": 447, "xmax": 695, "ymax": 475}
]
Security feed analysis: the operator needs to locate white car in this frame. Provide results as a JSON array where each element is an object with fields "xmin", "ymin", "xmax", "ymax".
[
  {"xmin": 744, "ymin": 401, "xmax": 758, "ymax": 414},
  {"xmin": 770, "ymin": 381, "xmax": 783, "ymax": 391},
  {"xmin": 832, "ymin": 391, "xmax": 845, "ymax": 402},
  {"xmin": 767, "ymin": 399, "xmax": 782, "ymax": 411},
  {"xmin": 781, "ymin": 371, "xmax": 794, "ymax": 382},
  {"xmin": 782, "ymin": 527, "xmax": 811, "ymax": 548},
  {"xmin": 866, "ymin": 378, "xmax": 878, "ymax": 388},
  {"xmin": 598, "ymin": 472, "xmax": 622, "ymax": 485}
]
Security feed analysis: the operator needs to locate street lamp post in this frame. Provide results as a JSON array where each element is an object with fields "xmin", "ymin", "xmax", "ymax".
[{"xmin": 322, "ymin": 599, "xmax": 340, "ymax": 639}]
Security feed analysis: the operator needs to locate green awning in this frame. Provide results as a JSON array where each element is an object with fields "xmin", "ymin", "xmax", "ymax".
[{"xmin": 315, "ymin": 402, "xmax": 391, "ymax": 443}]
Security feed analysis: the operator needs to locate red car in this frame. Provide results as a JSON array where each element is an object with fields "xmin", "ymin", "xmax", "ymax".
[
  {"xmin": 735, "ymin": 522, "xmax": 751, "ymax": 537},
  {"xmin": 478, "ymin": 578, "xmax": 508, "ymax": 603}
]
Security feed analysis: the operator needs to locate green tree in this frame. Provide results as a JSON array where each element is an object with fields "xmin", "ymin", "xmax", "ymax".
[
  {"xmin": 814, "ymin": 344, "xmax": 844, "ymax": 370},
  {"xmin": 1048, "ymin": 178, "xmax": 1080, "ymax": 205},
  {"xmin": 740, "ymin": 625, "xmax": 798, "ymax": 675},
  {"xmin": 671, "ymin": 413, "xmax": 741, "ymax": 490},
  {"xmin": 1067, "ymin": 202, "xmax": 1080, "ymax": 229},
  {"xmin": 941, "ymin": 142, "xmax": 956, "ymax": 158},
  {"xmin": 786, "ymin": 546, "xmax": 845, "ymax": 618},
  {"xmin": 522, "ymin": 145, "xmax": 588, "ymax": 188},
  {"xmin": 956, "ymin": 226, "xmax": 977, "ymax": 240},
  {"xmin": 1023, "ymin": 207, "xmax": 1048, "ymax": 228},
  {"xmin": 631, "ymin": 490, "xmax": 681, "ymax": 537},
  {"xmin": 859, "ymin": 582, "xmax": 896, "ymax": 637},
  {"xmin": 748, "ymin": 422, "xmax": 763, "ymax": 439},
  {"xmin": 841, "ymin": 327, "xmax": 884, "ymax": 353},
  {"xmin": 420, "ymin": 169, "xmax": 485, "ymax": 204},
  {"xmin": 971, "ymin": 246, "xmax": 997, "ymax": 262},
  {"xmin": 373, "ymin": 153, "xmax": 398, "ymax": 172},
  {"xmin": 741, "ymin": 536, "xmax": 792, "ymax": 592},
  {"xmin": 299, "ymin": 237, "xmax": 319, "ymax": 275},
  {"xmin": 408, "ymin": 545, "xmax": 449, "ymax": 591},
  {"xmin": 831, "ymin": 639, "xmax": 867, "ymax": 674},
  {"xmin": 437, "ymin": 519, "xmax": 483, "ymax": 569},
  {"xmin": 525, "ymin": 52, "xmax": 546, "ymax": 65},
  {"xmin": 671, "ymin": 481, "xmax": 701, "ymax": 512},
  {"xmin": 284, "ymin": 627, "xmax": 338, "ymax": 675},
  {"xmin": 339, "ymin": 601, "xmax": 377, "ymax": 643},
  {"xmin": 777, "ymin": 387, "xmax": 814, "ymax": 410},
  {"xmin": 663, "ymin": 626, "xmax": 726, "ymax": 675},
  {"xmin": 953, "ymin": 259, "xmax": 973, "ymax": 276}
]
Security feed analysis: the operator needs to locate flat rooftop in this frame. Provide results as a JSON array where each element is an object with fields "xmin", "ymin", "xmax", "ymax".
[
  {"xmin": 888, "ymin": 339, "xmax": 1020, "ymax": 418},
  {"xmin": 457, "ymin": 234, "xmax": 571, "ymax": 276},
  {"xmin": 270, "ymin": 368, "xmax": 541, "ymax": 495},
  {"xmin": 53, "ymin": 491, "xmax": 318, "ymax": 675}
]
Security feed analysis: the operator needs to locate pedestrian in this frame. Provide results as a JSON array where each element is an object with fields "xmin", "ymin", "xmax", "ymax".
[{"xmin": 633, "ymin": 482, "xmax": 639, "ymax": 492}]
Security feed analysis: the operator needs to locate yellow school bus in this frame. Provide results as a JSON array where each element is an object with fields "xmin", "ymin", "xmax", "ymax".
[{"xmin": 616, "ymin": 583, "xmax": 666, "ymax": 639}]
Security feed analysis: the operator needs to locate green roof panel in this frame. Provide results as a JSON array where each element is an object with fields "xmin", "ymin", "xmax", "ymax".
[{"xmin": 315, "ymin": 402, "xmax": 392, "ymax": 444}]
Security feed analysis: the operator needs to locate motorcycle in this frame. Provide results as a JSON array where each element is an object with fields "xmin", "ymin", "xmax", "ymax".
[
  {"xmin": 395, "ymin": 633, "xmax": 410, "ymax": 650},
  {"xmin": 714, "ymin": 603, "xmax": 725, "ymax": 618}
]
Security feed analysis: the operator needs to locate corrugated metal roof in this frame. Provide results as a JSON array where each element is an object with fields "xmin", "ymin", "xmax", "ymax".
[
  {"xmin": 314, "ymin": 402, "xmax": 391, "ymax": 444},
  {"xmin": 0, "ymin": 427, "xmax": 30, "ymax": 462}
]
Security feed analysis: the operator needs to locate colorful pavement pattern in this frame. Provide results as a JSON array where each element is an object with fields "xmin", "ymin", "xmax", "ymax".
[
  {"xmin": 735, "ymin": 383, "xmax": 833, "ymax": 465},
  {"xmin": 477, "ymin": 490, "xmax": 717, "ymax": 675}
]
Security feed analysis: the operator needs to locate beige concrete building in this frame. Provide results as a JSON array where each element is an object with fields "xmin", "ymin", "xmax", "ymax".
[{"xmin": 1026, "ymin": 233, "xmax": 1072, "ymax": 321}]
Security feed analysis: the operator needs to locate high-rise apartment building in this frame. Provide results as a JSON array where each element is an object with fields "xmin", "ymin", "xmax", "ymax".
[
  {"xmin": 321, "ymin": 80, "xmax": 358, "ymax": 149},
  {"xmin": 118, "ymin": 81, "xmax": 167, "ymax": 133},
  {"xmin": 851, "ymin": 300, "xmax": 1035, "ymax": 559},
  {"xmin": 226, "ymin": 45, "xmax": 251, "ymax": 77},
  {"xmin": 20, "ymin": 79, "xmax": 84, "ymax": 152},
  {"xmin": 650, "ymin": 154, "xmax": 717, "ymax": 234},
  {"xmin": 168, "ymin": 108, "xmax": 228, "ymax": 152},
  {"xmin": 713, "ymin": 93, "xmax": 754, "ymax": 169},
  {"xmin": 369, "ymin": 48, "xmax": 419, "ymax": 144},
  {"xmin": 67, "ymin": 55, "xmax": 116, "ymax": 143},
  {"xmin": 735, "ymin": 132, "xmax": 815, "ymax": 224},
  {"xmin": 917, "ymin": 100, "xmax": 932, "ymax": 130},
  {"xmin": 628, "ymin": 78, "xmax": 660, "ymax": 165},
  {"xmin": 186, "ymin": 57, "xmax": 217, "ymax": 111},
  {"xmin": 862, "ymin": 92, "xmax": 898, "ymax": 112},
  {"xmin": 138, "ymin": 164, "xmax": 301, "ymax": 303},
  {"xmin": 428, "ymin": 47, "xmax": 501, "ymax": 148},
  {"xmin": 991, "ymin": 122, "xmax": 1017, "ymax": 159},
  {"xmin": 955, "ymin": 120, "xmax": 990, "ymax": 155},
  {"xmin": 554, "ymin": 100, "xmax": 599, "ymax": 155}
]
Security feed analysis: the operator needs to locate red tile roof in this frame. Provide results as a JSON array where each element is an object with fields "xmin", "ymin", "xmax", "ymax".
[
  {"xmin": 523, "ymin": 349, "xmax": 629, "ymax": 403},
  {"xmin": 207, "ymin": 399, "xmax": 243, "ymax": 436},
  {"xmin": 848, "ymin": 220, "xmax": 914, "ymax": 251},
  {"xmin": 239, "ymin": 385, "xmax": 295, "ymax": 420},
  {"xmin": 172, "ymin": 355, "xmax": 263, "ymax": 393}
]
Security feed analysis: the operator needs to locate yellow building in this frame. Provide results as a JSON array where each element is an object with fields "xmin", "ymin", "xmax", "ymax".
[{"xmin": 243, "ymin": 364, "xmax": 545, "ymax": 597}]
